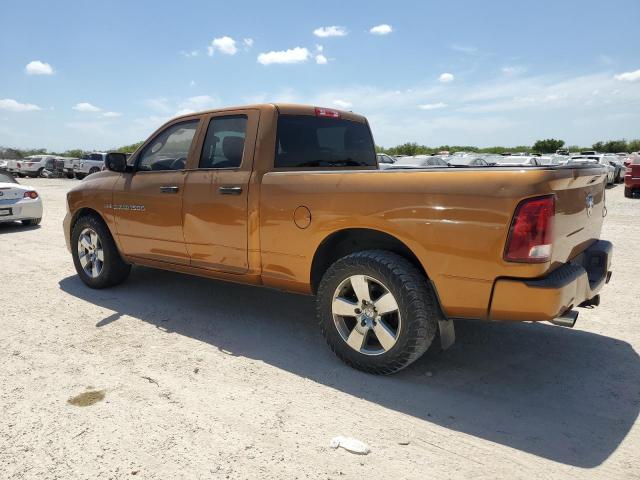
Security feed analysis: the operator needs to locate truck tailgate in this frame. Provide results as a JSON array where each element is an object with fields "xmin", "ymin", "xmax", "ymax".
[{"xmin": 547, "ymin": 167, "xmax": 607, "ymax": 269}]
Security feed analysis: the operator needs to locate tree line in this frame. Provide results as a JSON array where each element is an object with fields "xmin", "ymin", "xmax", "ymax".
[{"xmin": 2, "ymin": 138, "xmax": 639, "ymax": 160}]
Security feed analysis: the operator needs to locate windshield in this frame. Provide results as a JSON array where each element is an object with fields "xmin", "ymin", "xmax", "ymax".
[{"xmin": 81, "ymin": 153, "xmax": 104, "ymax": 161}]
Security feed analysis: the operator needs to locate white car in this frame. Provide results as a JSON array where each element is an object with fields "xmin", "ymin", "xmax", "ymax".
[
  {"xmin": 6, "ymin": 159, "xmax": 20, "ymax": 176},
  {"xmin": 570, "ymin": 155, "xmax": 616, "ymax": 185},
  {"xmin": 0, "ymin": 172, "xmax": 43, "ymax": 226},
  {"xmin": 74, "ymin": 152, "xmax": 107, "ymax": 179},
  {"xmin": 18, "ymin": 155, "xmax": 58, "ymax": 178},
  {"xmin": 0, "ymin": 159, "xmax": 8, "ymax": 171}
]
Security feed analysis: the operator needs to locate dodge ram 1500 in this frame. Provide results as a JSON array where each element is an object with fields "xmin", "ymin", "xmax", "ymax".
[{"xmin": 64, "ymin": 104, "xmax": 612, "ymax": 374}]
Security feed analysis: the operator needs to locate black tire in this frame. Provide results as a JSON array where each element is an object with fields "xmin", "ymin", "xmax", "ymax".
[
  {"xmin": 66, "ymin": 173, "xmax": 74, "ymax": 179},
  {"xmin": 37, "ymin": 167, "xmax": 45, "ymax": 178},
  {"xmin": 88, "ymin": 167, "xmax": 100, "ymax": 175},
  {"xmin": 21, "ymin": 218, "xmax": 41, "ymax": 226},
  {"xmin": 317, "ymin": 250, "xmax": 440, "ymax": 374},
  {"xmin": 71, "ymin": 214, "xmax": 131, "ymax": 288},
  {"xmin": 625, "ymin": 187, "xmax": 633, "ymax": 198},
  {"xmin": 75, "ymin": 173, "xmax": 85, "ymax": 180}
]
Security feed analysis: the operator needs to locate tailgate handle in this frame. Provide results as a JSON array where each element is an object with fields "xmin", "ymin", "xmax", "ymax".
[
  {"xmin": 160, "ymin": 185, "xmax": 179, "ymax": 194},
  {"xmin": 219, "ymin": 186, "xmax": 242, "ymax": 195}
]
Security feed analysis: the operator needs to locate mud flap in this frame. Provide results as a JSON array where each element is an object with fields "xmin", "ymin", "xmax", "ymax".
[{"xmin": 438, "ymin": 319, "xmax": 455, "ymax": 350}]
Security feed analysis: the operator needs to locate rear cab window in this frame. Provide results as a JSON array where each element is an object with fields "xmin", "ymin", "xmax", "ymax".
[{"xmin": 275, "ymin": 115, "xmax": 377, "ymax": 169}]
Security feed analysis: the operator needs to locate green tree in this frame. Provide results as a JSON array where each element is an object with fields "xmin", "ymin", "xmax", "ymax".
[
  {"xmin": 116, "ymin": 141, "xmax": 144, "ymax": 154},
  {"xmin": 628, "ymin": 139, "xmax": 640, "ymax": 152},
  {"xmin": 532, "ymin": 138, "xmax": 565, "ymax": 154},
  {"xmin": 602, "ymin": 139, "xmax": 629, "ymax": 153}
]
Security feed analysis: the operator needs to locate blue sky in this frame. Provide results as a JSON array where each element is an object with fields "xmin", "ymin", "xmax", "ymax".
[{"xmin": 1, "ymin": 0, "xmax": 639, "ymax": 151}]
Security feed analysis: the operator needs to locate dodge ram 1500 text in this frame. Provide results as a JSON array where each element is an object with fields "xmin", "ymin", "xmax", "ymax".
[{"xmin": 64, "ymin": 104, "xmax": 612, "ymax": 374}]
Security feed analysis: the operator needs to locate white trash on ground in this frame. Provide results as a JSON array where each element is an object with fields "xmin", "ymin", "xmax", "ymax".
[{"xmin": 329, "ymin": 436, "xmax": 371, "ymax": 455}]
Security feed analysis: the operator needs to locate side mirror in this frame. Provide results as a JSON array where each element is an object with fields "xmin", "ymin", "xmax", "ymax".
[{"xmin": 106, "ymin": 152, "xmax": 127, "ymax": 172}]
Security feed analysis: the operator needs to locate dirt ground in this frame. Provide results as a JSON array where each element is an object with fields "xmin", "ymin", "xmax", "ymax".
[{"xmin": 1, "ymin": 178, "xmax": 638, "ymax": 480}]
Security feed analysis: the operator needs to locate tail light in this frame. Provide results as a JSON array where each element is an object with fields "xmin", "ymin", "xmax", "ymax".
[
  {"xmin": 504, "ymin": 195, "xmax": 555, "ymax": 263},
  {"xmin": 23, "ymin": 191, "xmax": 38, "ymax": 199},
  {"xmin": 315, "ymin": 107, "xmax": 341, "ymax": 118}
]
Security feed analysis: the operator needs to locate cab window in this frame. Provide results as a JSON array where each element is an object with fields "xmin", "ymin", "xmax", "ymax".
[
  {"xmin": 199, "ymin": 115, "xmax": 247, "ymax": 169},
  {"xmin": 137, "ymin": 120, "xmax": 199, "ymax": 171},
  {"xmin": 275, "ymin": 115, "xmax": 376, "ymax": 168}
]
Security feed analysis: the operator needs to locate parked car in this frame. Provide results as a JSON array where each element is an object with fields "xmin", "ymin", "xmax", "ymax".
[
  {"xmin": 390, "ymin": 155, "xmax": 449, "ymax": 168},
  {"xmin": 624, "ymin": 154, "xmax": 640, "ymax": 198},
  {"xmin": 447, "ymin": 156, "xmax": 490, "ymax": 167},
  {"xmin": 74, "ymin": 152, "xmax": 107, "ymax": 179},
  {"xmin": 490, "ymin": 155, "xmax": 540, "ymax": 166},
  {"xmin": 604, "ymin": 154, "xmax": 625, "ymax": 183},
  {"xmin": 6, "ymin": 159, "xmax": 20, "ymax": 176},
  {"xmin": 58, "ymin": 156, "xmax": 79, "ymax": 179},
  {"xmin": 376, "ymin": 153, "xmax": 396, "ymax": 165},
  {"xmin": 556, "ymin": 149, "xmax": 570, "ymax": 156},
  {"xmin": 18, "ymin": 155, "xmax": 58, "ymax": 178},
  {"xmin": 63, "ymin": 103, "xmax": 613, "ymax": 374},
  {"xmin": 570, "ymin": 155, "xmax": 616, "ymax": 185},
  {"xmin": 0, "ymin": 171, "xmax": 43, "ymax": 226}
]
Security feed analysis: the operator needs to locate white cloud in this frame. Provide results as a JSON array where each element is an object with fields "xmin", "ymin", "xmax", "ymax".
[
  {"xmin": 0, "ymin": 98, "xmax": 41, "ymax": 112},
  {"xmin": 315, "ymin": 54, "xmax": 328, "ymax": 65},
  {"xmin": 418, "ymin": 102, "xmax": 447, "ymax": 110},
  {"xmin": 102, "ymin": 111, "xmax": 122, "ymax": 118},
  {"xmin": 243, "ymin": 38, "xmax": 254, "ymax": 50},
  {"xmin": 25, "ymin": 60, "xmax": 54, "ymax": 75},
  {"xmin": 190, "ymin": 80, "xmax": 196, "ymax": 87},
  {"xmin": 313, "ymin": 26, "xmax": 347, "ymax": 37},
  {"xmin": 72, "ymin": 102, "xmax": 101, "ymax": 112},
  {"xmin": 207, "ymin": 36, "xmax": 238, "ymax": 56},
  {"xmin": 501, "ymin": 66, "xmax": 526, "ymax": 76},
  {"xmin": 316, "ymin": 44, "xmax": 324, "ymax": 52},
  {"xmin": 369, "ymin": 24, "xmax": 392, "ymax": 35},
  {"xmin": 257, "ymin": 47, "xmax": 310, "ymax": 65},
  {"xmin": 333, "ymin": 99, "xmax": 352, "ymax": 108},
  {"xmin": 180, "ymin": 50, "xmax": 199, "ymax": 58},
  {"xmin": 176, "ymin": 95, "xmax": 219, "ymax": 115},
  {"xmin": 439, "ymin": 72, "xmax": 454, "ymax": 83},
  {"xmin": 614, "ymin": 69, "xmax": 640, "ymax": 82}
]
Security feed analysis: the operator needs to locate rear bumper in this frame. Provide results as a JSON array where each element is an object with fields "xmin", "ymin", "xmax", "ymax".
[
  {"xmin": 489, "ymin": 240, "xmax": 612, "ymax": 322},
  {"xmin": 0, "ymin": 199, "xmax": 43, "ymax": 222}
]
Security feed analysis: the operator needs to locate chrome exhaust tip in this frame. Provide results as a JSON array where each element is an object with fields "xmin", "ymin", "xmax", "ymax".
[{"xmin": 551, "ymin": 309, "xmax": 578, "ymax": 328}]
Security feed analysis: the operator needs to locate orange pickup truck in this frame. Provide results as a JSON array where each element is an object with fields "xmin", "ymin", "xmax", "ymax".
[{"xmin": 64, "ymin": 104, "xmax": 612, "ymax": 374}]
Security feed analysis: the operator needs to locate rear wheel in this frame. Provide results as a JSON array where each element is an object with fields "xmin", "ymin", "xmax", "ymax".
[
  {"xmin": 37, "ymin": 167, "xmax": 45, "ymax": 178},
  {"xmin": 88, "ymin": 167, "xmax": 100, "ymax": 175},
  {"xmin": 71, "ymin": 214, "xmax": 131, "ymax": 288},
  {"xmin": 21, "ymin": 218, "xmax": 41, "ymax": 226},
  {"xmin": 317, "ymin": 250, "xmax": 439, "ymax": 374},
  {"xmin": 625, "ymin": 187, "xmax": 633, "ymax": 198}
]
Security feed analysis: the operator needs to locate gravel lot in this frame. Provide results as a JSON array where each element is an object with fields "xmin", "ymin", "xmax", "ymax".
[{"xmin": 1, "ymin": 178, "xmax": 638, "ymax": 480}]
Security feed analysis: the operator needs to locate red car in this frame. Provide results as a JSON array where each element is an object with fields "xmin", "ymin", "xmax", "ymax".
[{"xmin": 624, "ymin": 154, "xmax": 640, "ymax": 198}]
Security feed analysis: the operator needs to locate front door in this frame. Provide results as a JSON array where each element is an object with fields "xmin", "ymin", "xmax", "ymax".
[
  {"xmin": 113, "ymin": 118, "xmax": 200, "ymax": 265},
  {"xmin": 182, "ymin": 110, "xmax": 259, "ymax": 273}
]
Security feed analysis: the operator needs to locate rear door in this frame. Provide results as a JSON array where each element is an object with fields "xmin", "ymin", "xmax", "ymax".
[
  {"xmin": 112, "ymin": 118, "xmax": 201, "ymax": 265},
  {"xmin": 182, "ymin": 109, "xmax": 259, "ymax": 273}
]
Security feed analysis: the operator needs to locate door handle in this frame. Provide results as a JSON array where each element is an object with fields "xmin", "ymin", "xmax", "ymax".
[
  {"xmin": 219, "ymin": 186, "xmax": 242, "ymax": 195},
  {"xmin": 160, "ymin": 185, "xmax": 179, "ymax": 193}
]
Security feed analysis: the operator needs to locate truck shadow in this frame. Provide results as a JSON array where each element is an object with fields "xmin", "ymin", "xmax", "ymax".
[{"xmin": 59, "ymin": 267, "xmax": 639, "ymax": 468}]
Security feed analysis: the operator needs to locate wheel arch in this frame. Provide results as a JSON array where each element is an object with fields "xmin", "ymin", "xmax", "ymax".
[{"xmin": 310, "ymin": 228, "xmax": 431, "ymax": 295}]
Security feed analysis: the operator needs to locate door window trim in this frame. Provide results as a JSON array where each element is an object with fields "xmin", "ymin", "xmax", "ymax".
[
  {"xmin": 132, "ymin": 118, "xmax": 201, "ymax": 173},
  {"xmin": 197, "ymin": 114, "xmax": 249, "ymax": 171}
]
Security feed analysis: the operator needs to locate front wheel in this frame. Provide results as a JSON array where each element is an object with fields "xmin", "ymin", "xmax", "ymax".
[
  {"xmin": 71, "ymin": 215, "xmax": 131, "ymax": 288},
  {"xmin": 316, "ymin": 250, "xmax": 440, "ymax": 374}
]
